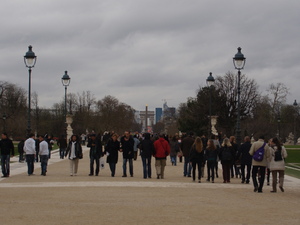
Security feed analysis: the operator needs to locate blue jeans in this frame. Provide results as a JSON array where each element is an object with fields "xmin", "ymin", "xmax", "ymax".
[
  {"xmin": 123, "ymin": 158, "xmax": 133, "ymax": 176},
  {"xmin": 207, "ymin": 160, "xmax": 216, "ymax": 181},
  {"xmin": 60, "ymin": 148, "xmax": 66, "ymax": 159},
  {"xmin": 184, "ymin": 156, "xmax": 192, "ymax": 176},
  {"xmin": 171, "ymin": 156, "xmax": 177, "ymax": 166},
  {"xmin": 1, "ymin": 155, "xmax": 10, "ymax": 176},
  {"xmin": 109, "ymin": 163, "xmax": 116, "ymax": 176},
  {"xmin": 26, "ymin": 154, "xmax": 35, "ymax": 175},
  {"xmin": 142, "ymin": 157, "xmax": 152, "ymax": 178},
  {"xmin": 90, "ymin": 155, "xmax": 100, "ymax": 175},
  {"xmin": 40, "ymin": 155, "xmax": 48, "ymax": 175}
]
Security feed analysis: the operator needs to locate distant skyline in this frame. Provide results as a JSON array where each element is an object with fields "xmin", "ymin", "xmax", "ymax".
[{"xmin": 1, "ymin": 0, "xmax": 300, "ymax": 111}]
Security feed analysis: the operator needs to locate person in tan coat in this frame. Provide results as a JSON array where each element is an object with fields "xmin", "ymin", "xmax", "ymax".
[
  {"xmin": 269, "ymin": 137, "xmax": 288, "ymax": 193},
  {"xmin": 249, "ymin": 136, "xmax": 270, "ymax": 193}
]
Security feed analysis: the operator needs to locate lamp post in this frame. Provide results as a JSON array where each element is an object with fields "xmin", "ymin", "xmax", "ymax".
[
  {"xmin": 206, "ymin": 72, "xmax": 215, "ymax": 137},
  {"xmin": 277, "ymin": 115, "xmax": 281, "ymax": 140},
  {"xmin": 2, "ymin": 114, "xmax": 6, "ymax": 132},
  {"xmin": 24, "ymin": 45, "xmax": 37, "ymax": 136},
  {"xmin": 233, "ymin": 47, "xmax": 246, "ymax": 146},
  {"xmin": 293, "ymin": 100, "xmax": 298, "ymax": 145},
  {"xmin": 61, "ymin": 71, "xmax": 71, "ymax": 120}
]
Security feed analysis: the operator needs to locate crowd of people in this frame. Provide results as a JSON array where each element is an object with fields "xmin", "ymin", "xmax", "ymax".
[{"xmin": 0, "ymin": 130, "xmax": 288, "ymax": 193}]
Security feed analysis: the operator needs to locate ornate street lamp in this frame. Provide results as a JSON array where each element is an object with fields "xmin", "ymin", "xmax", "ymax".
[
  {"xmin": 61, "ymin": 71, "xmax": 71, "ymax": 119},
  {"xmin": 206, "ymin": 72, "xmax": 215, "ymax": 137},
  {"xmin": 233, "ymin": 47, "xmax": 246, "ymax": 146},
  {"xmin": 293, "ymin": 100, "xmax": 298, "ymax": 145},
  {"xmin": 24, "ymin": 45, "xmax": 37, "ymax": 136}
]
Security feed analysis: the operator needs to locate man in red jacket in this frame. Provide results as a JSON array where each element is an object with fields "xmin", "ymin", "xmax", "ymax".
[{"xmin": 153, "ymin": 133, "xmax": 170, "ymax": 179}]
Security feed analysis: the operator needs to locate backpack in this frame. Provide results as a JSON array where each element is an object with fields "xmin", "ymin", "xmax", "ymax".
[
  {"xmin": 253, "ymin": 143, "xmax": 266, "ymax": 162},
  {"xmin": 274, "ymin": 149, "xmax": 283, "ymax": 161}
]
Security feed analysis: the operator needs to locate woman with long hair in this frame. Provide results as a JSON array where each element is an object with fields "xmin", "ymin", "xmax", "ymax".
[
  {"xmin": 189, "ymin": 137, "xmax": 204, "ymax": 183},
  {"xmin": 219, "ymin": 138, "xmax": 235, "ymax": 183},
  {"xmin": 269, "ymin": 137, "xmax": 288, "ymax": 192},
  {"xmin": 205, "ymin": 139, "xmax": 218, "ymax": 183}
]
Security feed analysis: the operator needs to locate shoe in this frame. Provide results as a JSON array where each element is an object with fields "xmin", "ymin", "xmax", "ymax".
[
  {"xmin": 267, "ymin": 182, "xmax": 270, "ymax": 186},
  {"xmin": 257, "ymin": 190, "xmax": 263, "ymax": 193},
  {"xmin": 130, "ymin": 174, "xmax": 133, "ymax": 177},
  {"xmin": 212, "ymin": 181, "xmax": 214, "ymax": 183},
  {"xmin": 95, "ymin": 174, "xmax": 98, "ymax": 176},
  {"xmin": 122, "ymin": 175, "xmax": 127, "ymax": 177},
  {"xmin": 89, "ymin": 174, "xmax": 93, "ymax": 176},
  {"xmin": 188, "ymin": 175, "xmax": 191, "ymax": 177},
  {"xmin": 206, "ymin": 179, "xmax": 210, "ymax": 182},
  {"xmin": 223, "ymin": 181, "xmax": 226, "ymax": 183},
  {"xmin": 216, "ymin": 174, "xmax": 219, "ymax": 178},
  {"xmin": 279, "ymin": 187, "xmax": 284, "ymax": 192},
  {"xmin": 157, "ymin": 175, "xmax": 160, "ymax": 179},
  {"xmin": 227, "ymin": 180, "xmax": 230, "ymax": 183},
  {"xmin": 198, "ymin": 180, "xmax": 201, "ymax": 183},
  {"xmin": 254, "ymin": 187, "xmax": 258, "ymax": 192},
  {"xmin": 241, "ymin": 180, "xmax": 245, "ymax": 184},
  {"xmin": 270, "ymin": 190, "xmax": 276, "ymax": 193},
  {"xmin": 193, "ymin": 179, "xmax": 195, "ymax": 182},
  {"xmin": 246, "ymin": 181, "xmax": 250, "ymax": 184}
]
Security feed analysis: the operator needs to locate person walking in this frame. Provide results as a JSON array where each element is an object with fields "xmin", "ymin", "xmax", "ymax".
[
  {"xmin": 18, "ymin": 139, "xmax": 25, "ymax": 162},
  {"xmin": 219, "ymin": 138, "xmax": 235, "ymax": 183},
  {"xmin": 65, "ymin": 134, "xmax": 83, "ymax": 176},
  {"xmin": 180, "ymin": 132, "xmax": 194, "ymax": 177},
  {"xmin": 23, "ymin": 133, "xmax": 36, "ymax": 176},
  {"xmin": 139, "ymin": 133, "xmax": 154, "ymax": 179},
  {"xmin": 153, "ymin": 133, "xmax": 170, "ymax": 179},
  {"xmin": 57, "ymin": 135, "xmax": 67, "ymax": 159},
  {"xmin": 105, "ymin": 133, "xmax": 120, "ymax": 177},
  {"xmin": 38, "ymin": 134, "xmax": 49, "ymax": 176},
  {"xmin": 189, "ymin": 137, "xmax": 204, "ymax": 183},
  {"xmin": 205, "ymin": 139, "xmax": 218, "ymax": 183},
  {"xmin": 269, "ymin": 137, "xmax": 288, "ymax": 193},
  {"xmin": 133, "ymin": 135, "xmax": 140, "ymax": 161},
  {"xmin": 87, "ymin": 133, "xmax": 103, "ymax": 176},
  {"xmin": 169, "ymin": 135, "xmax": 180, "ymax": 166},
  {"xmin": 0, "ymin": 133, "xmax": 14, "ymax": 178},
  {"xmin": 237, "ymin": 136, "xmax": 252, "ymax": 184},
  {"xmin": 249, "ymin": 135, "xmax": 270, "ymax": 193},
  {"xmin": 120, "ymin": 131, "xmax": 134, "ymax": 177}
]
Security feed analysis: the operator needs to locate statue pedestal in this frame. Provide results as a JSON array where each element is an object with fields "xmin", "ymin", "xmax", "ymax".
[{"xmin": 66, "ymin": 114, "xmax": 73, "ymax": 141}]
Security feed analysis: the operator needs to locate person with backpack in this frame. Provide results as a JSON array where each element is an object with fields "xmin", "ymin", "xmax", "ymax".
[
  {"xmin": 219, "ymin": 138, "xmax": 235, "ymax": 183},
  {"xmin": 249, "ymin": 135, "xmax": 270, "ymax": 193},
  {"xmin": 269, "ymin": 137, "xmax": 288, "ymax": 193}
]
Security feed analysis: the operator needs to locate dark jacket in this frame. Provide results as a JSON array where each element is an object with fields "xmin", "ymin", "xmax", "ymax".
[
  {"xmin": 219, "ymin": 145, "xmax": 235, "ymax": 164},
  {"xmin": 65, "ymin": 141, "xmax": 83, "ymax": 159},
  {"xmin": 0, "ymin": 138, "xmax": 14, "ymax": 156},
  {"xmin": 57, "ymin": 138, "xmax": 67, "ymax": 149},
  {"xmin": 139, "ymin": 133, "xmax": 154, "ymax": 158},
  {"xmin": 120, "ymin": 136, "xmax": 134, "ymax": 159},
  {"xmin": 18, "ymin": 140, "xmax": 25, "ymax": 154},
  {"xmin": 237, "ymin": 141, "xmax": 252, "ymax": 165},
  {"xmin": 181, "ymin": 136, "xmax": 195, "ymax": 157},
  {"xmin": 205, "ymin": 147, "xmax": 218, "ymax": 162},
  {"xmin": 105, "ymin": 139, "xmax": 120, "ymax": 164},
  {"xmin": 87, "ymin": 138, "xmax": 102, "ymax": 158},
  {"xmin": 189, "ymin": 146, "xmax": 204, "ymax": 163}
]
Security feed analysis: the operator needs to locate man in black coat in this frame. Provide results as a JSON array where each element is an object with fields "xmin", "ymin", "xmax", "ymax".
[
  {"xmin": 87, "ymin": 134, "xmax": 103, "ymax": 176},
  {"xmin": 120, "ymin": 131, "xmax": 134, "ymax": 177},
  {"xmin": 0, "ymin": 133, "xmax": 14, "ymax": 177},
  {"xmin": 180, "ymin": 132, "xmax": 194, "ymax": 177},
  {"xmin": 237, "ymin": 136, "xmax": 252, "ymax": 184}
]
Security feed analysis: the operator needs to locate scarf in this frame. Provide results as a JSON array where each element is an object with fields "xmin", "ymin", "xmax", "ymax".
[{"xmin": 70, "ymin": 141, "xmax": 76, "ymax": 159}]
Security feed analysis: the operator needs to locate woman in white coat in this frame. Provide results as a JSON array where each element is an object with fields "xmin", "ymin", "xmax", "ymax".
[{"xmin": 269, "ymin": 137, "xmax": 288, "ymax": 193}]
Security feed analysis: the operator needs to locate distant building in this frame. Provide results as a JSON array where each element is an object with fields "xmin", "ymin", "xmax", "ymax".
[{"xmin": 155, "ymin": 108, "xmax": 162, "ymax": 123}]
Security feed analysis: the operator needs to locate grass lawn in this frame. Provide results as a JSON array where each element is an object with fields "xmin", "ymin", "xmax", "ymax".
[{"xmin": 285, "ymin": 148, "xmax": 300, "ymax": 179}]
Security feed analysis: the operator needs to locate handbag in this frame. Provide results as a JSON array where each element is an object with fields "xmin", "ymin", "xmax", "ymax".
[{"xmin": 100, "ymin": 157, "xmax": 105, "ymax": 169}]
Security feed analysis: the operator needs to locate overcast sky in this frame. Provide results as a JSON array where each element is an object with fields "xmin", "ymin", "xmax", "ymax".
[{"xmin": 1, "ymin": 0, "xmax": 299, "ymax": 111}]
